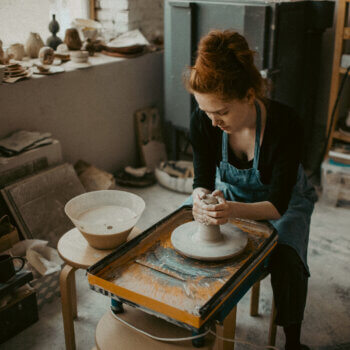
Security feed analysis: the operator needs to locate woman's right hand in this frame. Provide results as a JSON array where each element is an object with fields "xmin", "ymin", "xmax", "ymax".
[{"xmin": 192, "ymin": 187, "xmax": 211, "ymax": 224}]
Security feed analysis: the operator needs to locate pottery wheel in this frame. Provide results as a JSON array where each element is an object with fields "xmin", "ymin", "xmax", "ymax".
[{"xmin": 171, "ymin": 221, "xmax": 248, "ymax": 261}]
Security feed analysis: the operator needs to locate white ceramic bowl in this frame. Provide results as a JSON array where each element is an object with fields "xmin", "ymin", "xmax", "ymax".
[
  {"xmin": 72, "ymin": 18, "xmax": 102, "ymax": 40},
  {"xmin": 155, "ymin": 161, "xmax": 194, "ymax": 194},
  {"xmin": 70, "ymin": 50, "xmax": 89, "ymax": 63},
  {"xmin": 65, "ymin": 190, "xmax": 145, "ymax": 249}
]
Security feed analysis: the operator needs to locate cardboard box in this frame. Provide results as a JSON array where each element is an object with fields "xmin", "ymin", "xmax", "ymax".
[
  {"xmin": 0, "ymin": 289, "xmax": 38, "ymax": 344},
  {"xmin": 0, "ymin": 215, "xmax": 19, "ymax": 253},
  {"xmin": 0, "ymin": 140, "xmax": 62, "ymax": 187}
]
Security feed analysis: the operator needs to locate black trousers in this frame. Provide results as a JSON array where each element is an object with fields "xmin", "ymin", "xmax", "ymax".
[{"xmin": 269, "ymin": 244, "xmax": 309, "ymax": 327}]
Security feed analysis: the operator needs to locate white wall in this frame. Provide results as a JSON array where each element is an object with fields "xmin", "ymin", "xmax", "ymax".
[{"xmin": 0, "ymin": 52, "xmax": 164, "ymax": 172}]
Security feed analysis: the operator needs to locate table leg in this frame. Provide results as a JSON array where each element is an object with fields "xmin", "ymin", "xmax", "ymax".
[
  {"xmin": 215, "ymin": 306, "xmax": 237, "ymax": 350},
  {"xmin": 192, "ymin": 328, "xmax": 206, "ymax": 348},
  {"xmin": 268, "ymin": 299, "xmax": 277, "ymax": 346},
  {"xmin": 60, "ymin": 264, "xmax": 77, "ymax": 350},
  {"xmin": 250, "ymin": 281, "xmax": 260, "ymax": 316},
  {"xmin": 71, "ymin": 271, "xmax": 78, "ymax": 319}
]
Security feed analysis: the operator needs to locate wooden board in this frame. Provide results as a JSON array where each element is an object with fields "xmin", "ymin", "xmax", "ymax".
[
  {"xmin": 1, "ymin": 164, "xmax": 85, "ymax": 247},
  {"xmin": 87, "ymin": 207, "xmax": 277, "ymax": 329},
  {"xmin": 134, "ymin": 107, "xmax": 167, "ymax": 170}
]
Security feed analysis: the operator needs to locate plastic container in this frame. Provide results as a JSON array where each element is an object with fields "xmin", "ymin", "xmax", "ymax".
[
  {"xmin": 321, "ymin": 159, "xmax": 350, "ymax": 206},
  {"xmin": 65, "ymin": 190, "xmax": 145, "ymax": 249}
]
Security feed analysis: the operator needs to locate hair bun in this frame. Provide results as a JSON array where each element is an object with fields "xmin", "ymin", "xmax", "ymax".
[{"xmin": 184, "ymin": 29, "xmax": 265, "ymax": 100}]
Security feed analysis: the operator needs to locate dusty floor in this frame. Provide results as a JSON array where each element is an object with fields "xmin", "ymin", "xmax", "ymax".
[{"xmin": 1, "ymin": 184, "xmax": 350, "ymax": 350}]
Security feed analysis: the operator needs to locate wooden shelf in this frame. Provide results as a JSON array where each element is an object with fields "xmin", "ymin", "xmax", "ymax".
[
  {"xmin": 326, "ymin": 0, "xmax": 350, "ymax": 157},
  {"xmin": 344, "ymin": 27, "xmax": 350, "ymax": 39},
  {"xmin": 333, "ymin": 130, "xmax": 350, "ymax": 143}
]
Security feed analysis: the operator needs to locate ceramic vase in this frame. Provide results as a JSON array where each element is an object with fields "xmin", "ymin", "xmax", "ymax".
[
  {"xmin": 64, "ymin": 28, "xmax": 82, "ymax": 50},
  {"xmin": 25, "ymin": 32, "xmax": 44, "ymax": 58},
  {"xmin": 47, "ymin": 14, "xmax": 62, "ymax": 50},
  {"xmin": 7, "ymin": 43, "xmax": 25, "ymax": 61}
]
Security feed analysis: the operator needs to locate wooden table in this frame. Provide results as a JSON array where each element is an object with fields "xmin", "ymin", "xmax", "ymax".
[{"xmin": 57, "ymin": 227, "xmax": 141, "ymax": 350}]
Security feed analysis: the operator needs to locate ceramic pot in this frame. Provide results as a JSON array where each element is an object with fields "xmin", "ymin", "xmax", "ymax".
[
  {"xmin": 64, "ymin": 28, "xmax": 82, "ymax": 50},
  {"xmin": 71, "ymin": 50, "xmax": 89, "ymax": 63},
  {"xmin": 56, "ymin": 43, "xmax": 69, "ymax": 54},
  {"xmin": 39, "ymin": 46, "xmax": 55, "ymax": 65},
  {"xmin": 7, "ymin": 43, "xmax": 25, "ymax": 61},
  {"xmin": 25, "ymin": 32, "xmax": 44, "ymax": 58}
]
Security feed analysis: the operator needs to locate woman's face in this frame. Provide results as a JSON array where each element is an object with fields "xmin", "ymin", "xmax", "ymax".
[{"xmin": 194, "ymin": 91, "xmax": 255, "ymax": 133}]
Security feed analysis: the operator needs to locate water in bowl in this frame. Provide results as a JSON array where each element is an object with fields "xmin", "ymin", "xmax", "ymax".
[{"xmin": 78, "ymin": 205, "xmax": 136, "ymax": 234}]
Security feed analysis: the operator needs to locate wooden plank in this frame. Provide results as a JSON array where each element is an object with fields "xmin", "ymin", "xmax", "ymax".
[
  {"xmin": 1, "ymin": 164, "xmax": 85, "ymax": 247},
  {"xmin": 326, "ymin": 0, "xmax": 349, "ymax": 155},
  {"xmin": 333, "ymin": 130, "xmax": 350, "ymax": 143},
  {"xmin": 89, "ymin": 0, "xmax": 96, "ymax": 20}
]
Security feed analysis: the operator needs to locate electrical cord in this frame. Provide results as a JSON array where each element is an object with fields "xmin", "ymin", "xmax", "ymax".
[
  {"xmin": 110, "ymin": 308, "xmax": 279, "ymax": 350},
  {"xmin": 308, "ymin": 65, "xmax": 350, "ymax": 180}
]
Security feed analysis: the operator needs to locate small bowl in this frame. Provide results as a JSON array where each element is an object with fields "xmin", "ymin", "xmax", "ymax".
[
  {"xmin": 70, "ymin": 50, "xmax": 89, "ymax": 63},
  {"xmin": 65, "ymin": 190, "xmax": 145, "ymax": 249}
]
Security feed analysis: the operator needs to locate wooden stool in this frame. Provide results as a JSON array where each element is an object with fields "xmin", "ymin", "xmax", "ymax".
[
  {"xmin": 58, "ymin": 227, "xmax": 141, "ymax": 350},
  {"xmin": 95, "ymin": 304, "xmax": 219, "ymax": 350}
]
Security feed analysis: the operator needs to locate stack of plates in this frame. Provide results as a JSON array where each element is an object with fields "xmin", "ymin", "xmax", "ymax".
[
  {"xmin": 101, "ymin": 44, "xmax": 146, "ymax": 58},
  {"xmin": 4, "ymin": 63, "xmax": 32, "ymax": 83}
]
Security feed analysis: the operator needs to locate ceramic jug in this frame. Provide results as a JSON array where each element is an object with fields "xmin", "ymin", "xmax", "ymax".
[{"xmin": 25, "ymin": 32, "xmax": 44, "ymax": 58}]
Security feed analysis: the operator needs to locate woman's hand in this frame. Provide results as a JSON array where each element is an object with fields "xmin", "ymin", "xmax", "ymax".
[
  {"xmin": 193, "ymin": 189, "xmax": 235, "ymax": 225},
  {"xmin": 201, "ymin": 190, "xmax": 235, "ymax": 225},
  {"xmin": 192, "ymin": 187, "xmax": 211, "ymax": 224}
]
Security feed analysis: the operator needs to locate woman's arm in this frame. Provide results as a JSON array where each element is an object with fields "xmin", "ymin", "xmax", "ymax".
[{"xmin": 199, "ymin": 191, "xmax": 281, "ymax": 225}]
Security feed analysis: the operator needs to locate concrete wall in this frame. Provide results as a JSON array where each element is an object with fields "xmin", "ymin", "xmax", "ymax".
[{"xmin": 0, "ymin": 52, "xmax": 164, "ymax": 173}]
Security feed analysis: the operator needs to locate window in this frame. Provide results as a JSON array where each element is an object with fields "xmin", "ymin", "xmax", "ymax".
[{"xmin": 0, "ymin": 0, "xmax": 89, "ymax": 48}]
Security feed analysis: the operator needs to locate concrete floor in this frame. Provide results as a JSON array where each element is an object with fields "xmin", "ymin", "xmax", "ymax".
[{"xmin": 1, "ymin": 184, "xmax": 350, "ymax": 350}]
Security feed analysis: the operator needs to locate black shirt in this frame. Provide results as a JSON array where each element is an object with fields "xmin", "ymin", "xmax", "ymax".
[{"xmin": 189, "ymin": 99, "xmax": 303, "ymax": 215}]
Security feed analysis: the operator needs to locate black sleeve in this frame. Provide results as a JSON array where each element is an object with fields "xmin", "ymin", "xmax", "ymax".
[
  {"xmin": 189, "ymin": 109, "xmax": 217, "ymax": 191},
  {"xmin": 266, "ymin": 109, "xmax": 303, "ymax": 215}
]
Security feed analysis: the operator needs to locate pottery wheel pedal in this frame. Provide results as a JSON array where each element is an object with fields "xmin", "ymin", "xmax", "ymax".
[{"xmin": 171, "ymin": 195, "xmax": 248, "ymax": 261}]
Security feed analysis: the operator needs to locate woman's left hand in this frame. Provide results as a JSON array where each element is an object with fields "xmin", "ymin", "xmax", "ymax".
[{"xmin": 201, "ymin": 190, "xmax": 236, "ymax": 225}]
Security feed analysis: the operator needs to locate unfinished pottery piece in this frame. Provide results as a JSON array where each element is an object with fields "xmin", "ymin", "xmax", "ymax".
[
  {"xmin": 171, "ymin": 194, "xmax": 248, "ymax": 261},
  {"xmin": 70, "ymin": 50, "xmax": 89, "ymax": 63},
  {"xmin": 25, "ymin": 32, "xmax": 44, "ymax": 58},
  {"xmin": 7, "ymin": 43, "xmax": 25, "ymax": 61},
  {"xmin": 56, "ymin": 43, "xmax": 69, "ymax": 54},
  {"xmin": 65, "ymin": 190, "xmax": 145, "ymax": 249},
  {"xmin": 64, "ymin": 28, "xmax": 82, "ymax": 50},
  {"xmin": 39, "ymin": 46, "xmax": 55, "ymax": 65}
]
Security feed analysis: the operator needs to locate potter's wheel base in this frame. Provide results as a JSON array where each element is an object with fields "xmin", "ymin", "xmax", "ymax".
[{"xmin": 171, "ymin": 221, "xmax": 248, "ymax": 261}]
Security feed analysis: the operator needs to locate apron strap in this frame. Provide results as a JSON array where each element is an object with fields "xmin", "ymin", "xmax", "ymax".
[
  {"xmin": 222, "ymin": 130, "xmax": 228, "ymax": 162},
  {"xmin": 253, "ymin": 100, "xmax": 262, "ymax": 170}
]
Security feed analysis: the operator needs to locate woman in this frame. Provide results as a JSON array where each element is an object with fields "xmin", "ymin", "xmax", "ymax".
[{"xmin": 183, "ymin": 30, "xmax": 317, "ymax": 350}]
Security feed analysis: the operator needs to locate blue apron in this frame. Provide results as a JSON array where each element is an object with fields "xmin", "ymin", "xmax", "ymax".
[{"xmin": 183, "ymin": 101, "xmax": 317, "ymax": 275}]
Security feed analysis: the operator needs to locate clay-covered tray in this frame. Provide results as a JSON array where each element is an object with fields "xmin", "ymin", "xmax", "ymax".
[{"xmin": 87, "ymin": 206, "xmax": 277, "ymax": 329}]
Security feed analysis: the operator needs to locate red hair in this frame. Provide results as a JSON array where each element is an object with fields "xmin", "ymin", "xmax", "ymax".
[{"xmin": 184, "ymin": 30, "xmax": 265, "ymax": 101}]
